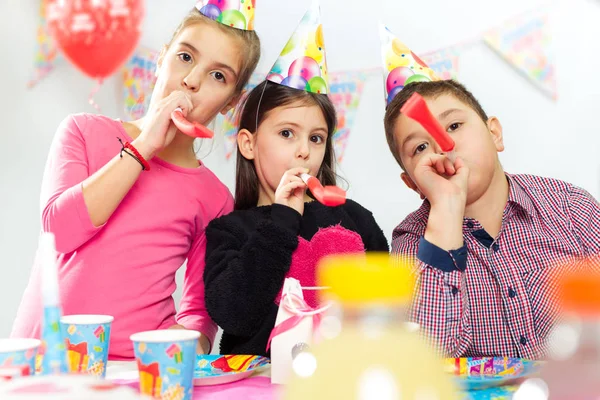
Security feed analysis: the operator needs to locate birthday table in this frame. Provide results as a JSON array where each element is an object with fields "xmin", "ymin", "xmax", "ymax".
[{"xmin": 105, "ymin": 361, "xmax": 521, "ymax": 400}]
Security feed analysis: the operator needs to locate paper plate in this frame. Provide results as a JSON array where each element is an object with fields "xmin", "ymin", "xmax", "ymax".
[
  {"xmin": 193, "ymin": 355, "xmax": 270, "ymax": 386},
  {"xmin": 445, "ymin": 357, "xmax": 542, "ymax": 391}
]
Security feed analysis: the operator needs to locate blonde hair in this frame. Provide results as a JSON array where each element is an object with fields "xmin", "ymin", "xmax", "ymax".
[{"xmin": 167, "ymin": 9, "xmax": 261, "ymax": 94}]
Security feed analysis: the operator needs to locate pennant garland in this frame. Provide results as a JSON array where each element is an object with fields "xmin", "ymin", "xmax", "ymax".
[
  {"xmin": 27, "ymin": 0, "xmax": 61, "ymax": 88},
  {"xmin": 28, "ymin": 0, "xmax": 558, "ymax": 159},
  {"xmin": 421, "ymin": 48, "xmax": 461, "ymax": 81},
  {"xmin": 484, "ymin": 8, "xmax": 556, "ymax": 99},
  {"xmin": 329, "ymin": 71, "xmax": 367, "ymax": 163},
  {"xmin": 122, "ymin": 47, "xmax": 159, "ymax": 120}
]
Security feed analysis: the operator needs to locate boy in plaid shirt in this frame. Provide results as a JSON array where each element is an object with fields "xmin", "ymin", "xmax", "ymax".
[{"xmin": 384, "ymin": 79, "xmax": 600, "ymax": 359}]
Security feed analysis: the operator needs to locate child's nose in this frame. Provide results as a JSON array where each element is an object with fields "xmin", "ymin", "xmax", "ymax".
[
  {"xmin": 183, "ymin": 71, "xmax": 202, "ymax": 93},
  {"xmin": 296, "ymin": 141, "xmax": 310, "ymax": 159}
]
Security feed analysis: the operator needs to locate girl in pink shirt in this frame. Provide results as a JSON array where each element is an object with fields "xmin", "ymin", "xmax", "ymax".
[{"xmin": 11, "ymin": 4, "xmax": 260, "ymax": 360}]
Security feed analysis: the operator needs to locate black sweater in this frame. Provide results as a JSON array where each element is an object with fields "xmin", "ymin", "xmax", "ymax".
[{"xmin": 203, "ymin": 200, "xmax": 389, "ymax": 357}]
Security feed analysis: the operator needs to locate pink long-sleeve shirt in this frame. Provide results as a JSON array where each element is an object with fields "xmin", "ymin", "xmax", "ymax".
[{"xmin": 11, "ymin": 113, "xmax": 233, "ymax": 360}]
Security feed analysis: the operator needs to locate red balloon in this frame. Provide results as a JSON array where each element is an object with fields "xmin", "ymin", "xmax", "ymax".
[{"xmin": 46, "ymin": 0, "xmax": 144, "ymax": 80}]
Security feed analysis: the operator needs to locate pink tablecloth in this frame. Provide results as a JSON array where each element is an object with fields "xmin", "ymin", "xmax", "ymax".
[{"xmin": 114, "ymin": 377, "xmax": 281, "ymax": 400}]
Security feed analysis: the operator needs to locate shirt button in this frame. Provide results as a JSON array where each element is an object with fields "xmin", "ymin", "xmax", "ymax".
[
  {"xmin": 508, "ymin": 288, "xmax": 516, "ymax": 298},
  {"xmin": 520, "ymin": 335, "xmax": 527, "ymax": 345},
  {"xmin": 466, "ymin": 221, "xmax": 474, "ymax": 229},
  {"xmin": 451, "ymin": 286, "xmax": 459, "ymax": 296},
  {"xmin": 492, "ymin": 243, "xmax": 500, "ymax": 252}
]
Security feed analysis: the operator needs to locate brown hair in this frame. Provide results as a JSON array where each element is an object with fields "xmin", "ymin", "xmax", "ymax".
[
  {"xmin": 384, "ymin": 79, "xmax": 488, "ymax": 170},
  {"xmin": 234, "ymin": 81, "xmax": 338, "ymax": 210},
  {"xmin": 167, "ymin": 8, "xmax": 261, "ymax": 94}
]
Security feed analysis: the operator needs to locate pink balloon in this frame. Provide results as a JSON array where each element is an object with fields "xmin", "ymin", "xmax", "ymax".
[
  {"xmin": 208, "ymin": 0, "xmax": 240, "ymax": 10},
  {"xmin": 386, "ymin": 67, "xmax": 414, "ymax": 94},
  {"xmin": 288, "ymin": 56, "xmax": 321, "ymax": 82}
]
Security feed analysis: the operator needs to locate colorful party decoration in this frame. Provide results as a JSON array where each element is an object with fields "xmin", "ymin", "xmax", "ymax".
[
  {"xmin": 46, "ymin": 0, "xmax": 144, "ymax": 80},
  {"xmin": 484, "ymin": 8, "xmax": 556, "ymax": 100},
  {"xmin": 122, "ymin": 47, "xmax": 159, "ymax": 120},
  {"xmin": 421, "ymin": 48, "xmax": 460, "ymax": 81},
  {"xmin": 329, "ymin": 71, "xmax": 368, "ymax": 163},
  {"xmin": 28, "ymin": 0, "xmax": 61, "ymax": 88}
]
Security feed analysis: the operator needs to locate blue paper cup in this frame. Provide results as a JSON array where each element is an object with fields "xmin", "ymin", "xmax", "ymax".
[
  {"xmin": 60, "ymin": 315, "xmax": 113, "ymax": 378},
  {"xmin": 0, "ymin": 338, "xmax": 41, "ymax": 379},
  {"xmin": 130, "ymin": 330, "xmax": 199, "ymax": 400}
]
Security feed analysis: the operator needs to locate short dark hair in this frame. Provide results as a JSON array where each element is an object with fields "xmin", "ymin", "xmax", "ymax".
[
  {"xmin": 234, "ymin": 80, "xmax": 338, "ymax": 210},
  {"xmin": 384, "ymin": 80, "xmax": 488, "ymax": 170}
]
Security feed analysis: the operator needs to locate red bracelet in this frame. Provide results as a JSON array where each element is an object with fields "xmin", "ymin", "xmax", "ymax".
[{"xmin": 117, "ymin": 138, "xmax": 151, "ymax": 171}]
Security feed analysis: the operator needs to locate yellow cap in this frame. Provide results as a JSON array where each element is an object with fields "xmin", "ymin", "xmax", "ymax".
[{"xmin": 317, "ymin": 252, "xmax": 415, "ymax": 307}]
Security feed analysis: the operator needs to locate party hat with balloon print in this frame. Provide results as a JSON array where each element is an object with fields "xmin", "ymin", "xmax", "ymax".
[
  {"xmin": 380, "ymin": 24, "xmax": 439, "ymax": 105},
  {"xmin": 266, "ymin": 0, "xmax": 329, "ymax": 94},
  {"xmin": 196, "ymin": 0, "xmax": 256, "ymax": 30}
]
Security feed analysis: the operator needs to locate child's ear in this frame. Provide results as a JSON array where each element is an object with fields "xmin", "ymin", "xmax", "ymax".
[
  {"xmin": 401, "ymin": 172, "xmax": 425, "ymax": 200},
  {"xmin": 487, "ymin": 116, "xmax": 504, "ymax": 152},
  {"xmin": 155, "ymin": 45, "xmax": 168, "ymax": 77},
  {"xmin": 237, "ymin": 128, "xmax": 256, "ymax": 160}
]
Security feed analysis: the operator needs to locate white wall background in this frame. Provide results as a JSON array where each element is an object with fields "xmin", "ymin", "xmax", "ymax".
[{"xmin": 1, "ymin": 0, "xmax": 598, "ymax": 338}]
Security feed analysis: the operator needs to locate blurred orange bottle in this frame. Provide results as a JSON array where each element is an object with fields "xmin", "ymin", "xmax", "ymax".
[{"xmin": 539, "ymin": 268, "xmax": 600, "ymax": 399}]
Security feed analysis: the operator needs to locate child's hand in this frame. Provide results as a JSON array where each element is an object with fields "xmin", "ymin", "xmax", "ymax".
[
  {"xmin": 134, "ymin": 90, "xmax": 194, "ymax": 159},
  {"xmin": 274, "ymin": 167, "xmax": 309, "ymax": 215},
  {"xmin": 412, "ymin": 154, "xmax": 469, "ymax": 210},
  {"xmin": 412, "ymin": 154, "xmax": 469, "ymax": 251}
]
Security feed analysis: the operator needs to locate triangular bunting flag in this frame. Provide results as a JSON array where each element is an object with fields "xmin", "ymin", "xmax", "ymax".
[
  {"xmin": 122, "ymin": 48, "xmax": 159, "ymax": 120},
  {"xmin": 329, "ymin": 71, "xmax": 367, "ymax": 163},
  {"xmin": 28, "ymin": 0, "xmax": 61, "ymax": 88},
  {"xmin": 421, "ymin": 48, "xmax": 460, "ymax": 81},
  {"xmin": 484, "ymin": 7, "xmax": 557, "ymax": 100}
]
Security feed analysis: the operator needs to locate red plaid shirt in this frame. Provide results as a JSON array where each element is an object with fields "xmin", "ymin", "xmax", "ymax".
[{"xmin": 392, "ymin": 173, "xmax": 600, "ymax": 359}]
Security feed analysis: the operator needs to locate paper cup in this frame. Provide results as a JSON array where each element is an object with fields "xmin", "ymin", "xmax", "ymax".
[
  {"xmin": 0, "ymin": 339, "xmax": 41, "ymax": 380},
  {"xmin": 60, "ymin": 315, "xmax": 113, "ymax": 378},
  {"xmin": 130, "ymin": 330, "xmax": 199, "ymax": 400}
]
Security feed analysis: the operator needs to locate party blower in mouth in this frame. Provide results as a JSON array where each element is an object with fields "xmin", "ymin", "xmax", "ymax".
[
  {"xmin": 300, "ymin": 174, "xmax": 346, "ymax": 207},
  {"xmin": 171, "ymin": 108, "xmax": 214, "ymax": 139},
  {"xmin": 400, "ymin": 92, "xmax": 456, "ymax": 161}
]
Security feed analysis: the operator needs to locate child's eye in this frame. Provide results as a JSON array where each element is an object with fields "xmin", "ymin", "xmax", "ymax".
[
  {"xmin": 447, "ymin": 122, "xmax": 462, "ymax": 132},
  {"xmin": 414, "ymin": 142, "xmax": 429, "ymax": 155},
  {"xmin": 211, "ymin": 71, "xmax": 226, "ymax": 83},
  {"xmin": 279, "ymin": 129, "xmax": 293, "ymax": 139},
  {"xmin": 310, "ymin": 134, "xmax": 324, "ymax": 144},
  {"xmin": 178, "ymin": 53, "xmax": 193, "ymax": 63}
]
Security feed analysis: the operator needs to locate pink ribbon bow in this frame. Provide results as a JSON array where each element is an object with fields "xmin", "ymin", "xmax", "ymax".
[{"xmin": 266, "ymin": 290, "xmax": 330, "ymax": 352}]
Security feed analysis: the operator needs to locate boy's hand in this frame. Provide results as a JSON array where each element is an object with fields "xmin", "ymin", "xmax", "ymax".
[
  {"xmin": 412, "ymin": 154, "xmax": 470, "ymax": 251},
  {"xmin": 412, "ymin": 154, "xmax": 469, "ymax": 207}
]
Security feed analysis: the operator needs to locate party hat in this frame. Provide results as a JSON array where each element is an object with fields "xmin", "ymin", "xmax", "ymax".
[
  {"xmin": 196, "ymin": 0, "xmax": 256, "ymax": 30},
  {"xmin": 266, "ymin": 0, "xmax": 329, "ymax": 94},
  {"xmin": 380, "ymin": 24, "xmax": 439, "ymax": 105}
]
